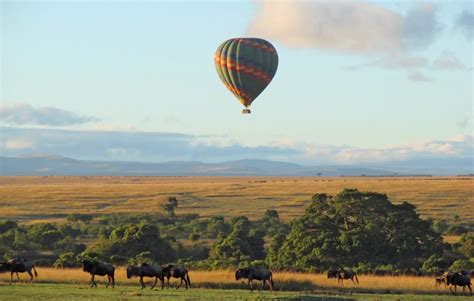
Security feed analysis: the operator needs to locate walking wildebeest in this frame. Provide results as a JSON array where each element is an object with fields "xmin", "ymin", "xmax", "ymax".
[
  {"xmin": 3, "ymin": 258, "xmax": 38, "ymax": 285},
  {"xmin": 127, "ymin": 263, "xmax": 165, "ymax": 289},
  {"xmin": 82, "ymin": 260, "xmax": 115, "ymax": 288},
  {"xmin": 162, "ymin": 264, "xmax": 191, "ymax": 289},
  {"xmin": 235, "ymin": 266, "xmax": 274, "ymax": 291},
  {"xmin": 327, "ymin": 269, "xmax": 339, "ymax": 279},
  {"xmin": 445, "ymin": 272, "xmax": 472, "ymax": 296},
  {"xmin": 337, "ymin": 268, "xmax": 359, "ymax": 285}
]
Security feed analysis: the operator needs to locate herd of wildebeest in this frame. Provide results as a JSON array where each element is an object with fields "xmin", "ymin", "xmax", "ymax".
[{"xmin": 0, "ymin": 258, "xmax": 472, "ymax": 296}]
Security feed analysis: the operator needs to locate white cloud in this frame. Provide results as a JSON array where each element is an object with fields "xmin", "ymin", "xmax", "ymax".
[
  {"xmin": 0, "ymin": 103, "xmax": 99, "ymax": 126},
  {"xmin": 247, "ymin": 1, "xmax": 439, "ymax": 54},
  {"xmin": 4, "ymin": 138, "xmax": 34, "ymax": 150},
  {"xmin": 431, "ymin": 52, "xmax": 466, "ymax": 70}
]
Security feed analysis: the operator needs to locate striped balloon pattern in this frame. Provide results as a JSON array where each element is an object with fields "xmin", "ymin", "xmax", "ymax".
[{"xmin": 214, "ymin": 38, "xmax": 278, "ymax": 112}]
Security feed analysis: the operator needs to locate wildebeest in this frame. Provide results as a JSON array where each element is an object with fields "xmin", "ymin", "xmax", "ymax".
[
  {"xmin": 235, "ymin": 266, "xmax": 274, "ymax": 291},
  {"xmin": 82, "ymin": 260, "xmax": 115, "ymax": 288},
  {"xmin": 327, "ymin": 269, "xmax": 339, "ymax": 279},
  {"xmin": 162, "ymin": 264, "xmax": 191, "ymax": 289},
  {"xmin": 126, "ymin": 263, "xmax": 165, "ymax": 289},
  {"xmin": 337, "ymin": 268, "xmax": 359, "ymax": 285},
  {"xmin": 445, "ymin": 272, "xmax": 472, "ymax": 296},
  {"xmin": 2, "ymin": 258, "xmax": 38, "ymax": 285}
]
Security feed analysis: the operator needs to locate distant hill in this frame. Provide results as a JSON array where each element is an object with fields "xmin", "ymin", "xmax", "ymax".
[{"xmin": 0, "ymin": 155, "xmax": 401, "ymax": 176}]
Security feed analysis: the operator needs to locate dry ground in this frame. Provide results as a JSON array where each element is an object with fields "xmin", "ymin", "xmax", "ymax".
[{"xmin": 0, "ymin": 176, "xmax": 472, "ymax": 223}]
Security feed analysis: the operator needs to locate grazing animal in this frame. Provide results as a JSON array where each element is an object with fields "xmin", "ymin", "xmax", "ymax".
[
  {"xmin": 3, "ymin": 258, "xmax": 37, "ymax": 285},
  {"xmin": 82, "ymin": 260, "xmax": 115, "ymax": 288},
  {"xmin": 445, "ymin": 272, "xmax": 472, "ymax": 296},
  {"xmin": 337, "ymin": 268, "xmax": 359, "ymax": 285},
  {"xmin": 235, "ymin": 266, "xmax": 274, "ymax": 291},
  {"xmin": 126, "ymin": 263, "xmax": 165, "ymax": 290},
  {"xmin": 162, "ymin": 264, "xmax": 191, "ymax": 289},
  {"xmin": 435, "ymin": 276, "xmax": 446, "ymax": 288},
  {"xmin": 327, "ymin": 269, "xmax": 339, "ymax": 279}
]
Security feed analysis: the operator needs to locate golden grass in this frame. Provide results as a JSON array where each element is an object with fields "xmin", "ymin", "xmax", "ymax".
[
  {"xmin": 443, "ymin": 235, "xmax": 462, "ymax": 244},
  {"xmin": 0, "ymin": 176, "xmax": 473, "ymax": 223},
  {"xmin": 0, "ymin": 268, "xmax": 451, "ymax": 295}
]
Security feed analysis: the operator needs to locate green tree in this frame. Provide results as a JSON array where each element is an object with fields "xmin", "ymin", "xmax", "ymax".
[
  {"xmin": 271, "ymin": 189, "xmax": 443, "ymax": 271},
  {"xmin": 211, "ymin": 216, "xmax": 265, "ymax": 263},
  {"xmin": 162, "ymin": 197, "xmax": 178, "ymax": 220},
  {"xmin": 458, "ymin": 232, "xmax": 474, "ymax": 258}
]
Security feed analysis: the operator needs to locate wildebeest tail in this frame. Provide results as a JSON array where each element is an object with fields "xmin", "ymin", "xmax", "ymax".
[
  {"xmin": 33, "ymin": 264, "xmax": 38, "ymax": 277},
  {"xmin": 186, "ymin": 271, "xmax": 191, "ymax": 286}
]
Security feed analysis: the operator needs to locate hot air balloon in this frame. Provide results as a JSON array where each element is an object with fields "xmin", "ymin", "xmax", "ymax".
[{"xmin": 214, "ymin": 38, "xmax": 278, "ymax": 114}]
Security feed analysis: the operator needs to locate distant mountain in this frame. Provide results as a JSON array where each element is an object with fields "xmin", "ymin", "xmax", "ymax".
[{"xmin": 0, "ymin": 155, "xmax": 402, "ymax": 176}]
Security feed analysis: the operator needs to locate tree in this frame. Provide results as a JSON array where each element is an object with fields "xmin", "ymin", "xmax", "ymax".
[
  {"xmin": 54, "ymin": 252, "xmax": 77, "ymax": 268},
  {"xmin": 458, "ymin": 232, "xmax": 474, "ymax": 258},
  {"xmin": 211, "ymin": 216, "xmax": 265, "ymax": 264},
  {"xmin": 270, "ymin": 189, "xmax": 443, "ymax": 271},
  {"xmin": 421, "ymin": 255, "xmax": 450, "ymax": 274},
  {"xmin": 94, "ymin": 221, "xmax": 174, "ymax": 263},
  {"xmin": 162, "ymin": 197, "xmax": 179, "ymax": 220}
]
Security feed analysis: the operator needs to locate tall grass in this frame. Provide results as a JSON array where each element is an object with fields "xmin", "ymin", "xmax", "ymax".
[{"xmin": 0, "ymin": 268, "xmax": 455, "ymax": 296}]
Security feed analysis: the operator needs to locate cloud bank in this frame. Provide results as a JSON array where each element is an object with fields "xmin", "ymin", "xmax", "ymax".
[
  {"xmin": 247, "ymin": 1, "xmax": 439, "ymax": 54},
  {"xmin": 1, "ymin": 127, "xmax": 472, "ymax": 174},
  {"xmin": 456, "ymin": 9, "xmax": 474, "ymax": 40},
  {"xmin": 0, "ymin": 103, "xmax": 99, "ymax": 126}
]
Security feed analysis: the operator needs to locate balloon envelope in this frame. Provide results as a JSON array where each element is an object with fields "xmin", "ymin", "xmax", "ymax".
[{"xmin": 214, "ymin": 38, "xmax": 278, "ymax": 113}]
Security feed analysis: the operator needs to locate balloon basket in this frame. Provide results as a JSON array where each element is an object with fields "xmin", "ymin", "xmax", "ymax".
[{"xmin": 242, "ymin": 109, "xmax": 251, "ymax": 114}]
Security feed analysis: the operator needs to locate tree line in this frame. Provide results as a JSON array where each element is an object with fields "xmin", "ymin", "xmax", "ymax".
[{"xmin": 0, "ymin": 189, "xmax": 472, "ymax": 274}]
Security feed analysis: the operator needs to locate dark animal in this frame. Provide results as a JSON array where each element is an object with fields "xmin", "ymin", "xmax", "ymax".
[
  {"xmin": 327, "ymin": 269, "xmax": 339, "ymax": 279},
  {"xmin": 445, "ymin": 272, "xmax": 472, "ymax": 296},
  {"xmin": 126, "ymin": 263, "xmax": 165, "ymax": 290},
  {"xmin": 235, "ymin": 266, "xmax": 274, "ymax": 291},
  {"xmin": 3, "ymin": 258, "xmax": 38, "ymax": 285},
  {"xmin": 337, "ymin": 268, "xmax": 359, "ymax": 285},
  {"xmin": 162, "ymin": 264, "xmax": 191, "ymax": 289},
  {"xmin": 82, "ymin": 260, "xmax": 115, "ymax": 288}
]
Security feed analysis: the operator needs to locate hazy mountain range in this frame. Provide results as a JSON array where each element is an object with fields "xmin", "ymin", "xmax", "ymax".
[{"xmin": 2, "ymin": 154, "xmax": 467, "ymax": 176}]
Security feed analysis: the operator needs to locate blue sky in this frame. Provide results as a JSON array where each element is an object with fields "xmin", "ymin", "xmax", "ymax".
[{"xmin": 1, "ymin": 1, "xmax": 473, "ymax": 169}]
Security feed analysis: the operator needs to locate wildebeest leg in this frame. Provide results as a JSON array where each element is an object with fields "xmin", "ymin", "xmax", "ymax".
[
  {"xmin": 160, "ymin": 276, "xmax": 165, "ymax": 290},
  {"xmin": 261, "ymin": 279, "xmax": 266, "ymax": 291},
  {"xmin": 140, "ymin": 276, "xmax": 145, "ymax": 289},
  {"xmin": 177, "ymin": 278, "xmax": 182, "ymax": 289},
  {"xmin": 167, "ymin": 276, "xmax": 171, "ymax": 289},
  {"xmin": 16, "ymin": 272, "xmax": 21, "ymax": 281},
  {"xmin": 449, "ymin": 285, "xmax": 456, "ymax": 296},
  {"xmin": 27, "ymin": 270, "xmax": 33, "ymax": 283},
  {"xmin": 10, "ymin": 271, "xmax": 14, "ymax": 285},
  {"xmin": 184, "ymin": 277, "xmax": 188, "ymax": 290},
  {"xmin": 248, "ymin": 279, "xmax": 253, "ymax": 292},
  {"xmin": 105, "ymin": 275, "xmax": 111, "ymax": 288},
  {"xmin": 151, "ymin": 277, "xmax": 157, "ymax": 290}
]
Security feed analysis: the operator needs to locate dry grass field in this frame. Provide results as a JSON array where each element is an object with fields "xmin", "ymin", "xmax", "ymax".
[
  {"xmin": 0, "ymin": 268, "xmax": 463, "ymax": 297},
  {"xmin": 1, "ymin": 176, "xmax": 473, "ymax": 224}
]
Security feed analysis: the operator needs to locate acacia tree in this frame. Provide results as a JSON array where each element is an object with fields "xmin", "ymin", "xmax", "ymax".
[
  {"xmin": 211, "ymin": 216, "xmax": 265, "ymax": 264},
  {"xmin": 269, "ymin": 189, "xmax": 443, "ymax": 271}
]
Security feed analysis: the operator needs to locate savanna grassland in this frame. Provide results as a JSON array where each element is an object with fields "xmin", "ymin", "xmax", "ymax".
[
  {"xmin": 0, "ymin": 176, "xmax": 473, "ymax": 224},
  {"xmin": 0, "ymin": 268, "xmax": 472, "ymax": 300}
]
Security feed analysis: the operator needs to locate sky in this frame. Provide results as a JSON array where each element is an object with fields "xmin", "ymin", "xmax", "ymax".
[{"xmin": 1, "ymin": 0, "xmax": 473, "ymax": 169}]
